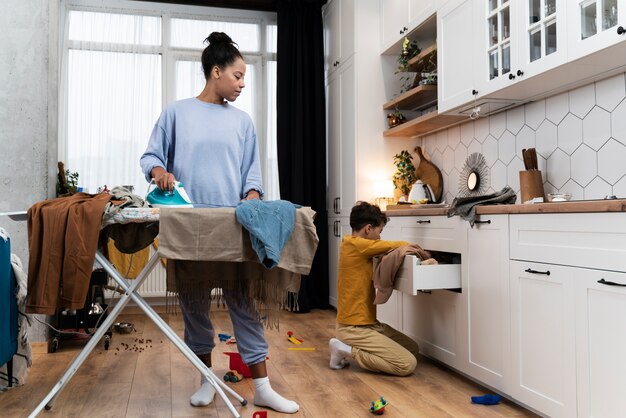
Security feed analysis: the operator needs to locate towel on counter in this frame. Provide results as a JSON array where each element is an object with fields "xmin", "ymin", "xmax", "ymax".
[
  {"xmin": 373, "ymin": 244, "xmax": 432, "ymax": 304},
  {"xmin": 447, "ymin": 186, "xmax": 517, "ymax": 227}
]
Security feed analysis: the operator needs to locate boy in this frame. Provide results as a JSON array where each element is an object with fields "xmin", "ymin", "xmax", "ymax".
[{"xmin": 329, "ymin": 201, "xmax": 420, "ymax": 376}]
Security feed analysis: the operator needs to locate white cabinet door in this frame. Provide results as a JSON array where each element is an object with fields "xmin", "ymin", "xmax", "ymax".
[
  {"xmin": 376, "ymin": 290, "xmax": 402, "ymax": 331},
  {"xmin": 323, "ymin": 0, "xmax": 355, "ymax": 78},
  {"xmin": 380, "ymin": 0, "xmax": 410, "ymax": 52},
  {"xmin": 326, "ymin": 56, "xmax": 356, "ymax": 216},
  {"xmin": 464, "ymin": 214, "xmax": 510, "ymax": 392},
  {"xmin": 437, "ymin": 0, "xmax": 478, "ymax": 113},
  {"xmin": 328, "ymin": 218, "xmax": 351, "ymax": 308},
  {"xmin": 568, "ymin": 0, "xmax": 626, "ymax": 61},
  {"xmin": 474, "ymin": 0, "xmax": 568, "ymax": 99},
  {"xmin": 510, "ymin": 260, "xmax": 577, "ymax": 418},
  {"xmin": 576, "ymin": 268, "xmax": 626, "ymax": 418}
]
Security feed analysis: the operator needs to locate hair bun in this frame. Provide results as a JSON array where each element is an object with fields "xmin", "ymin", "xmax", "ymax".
[{"xmin": 205, "ymin": 32, "xmax": 233, "ymax": 46}]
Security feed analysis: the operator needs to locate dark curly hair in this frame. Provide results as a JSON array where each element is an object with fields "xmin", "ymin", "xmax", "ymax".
[
  {"xmin": 201, "ymin": 32, "xmax": 243, "ymax": 80},
  {"xmin": 349, "ymin": 201, "xmax": 388, "ymax": 231}
]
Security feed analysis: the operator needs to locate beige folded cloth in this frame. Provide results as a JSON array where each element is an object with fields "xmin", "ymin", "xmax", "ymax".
[{"xmin": 373, "ymin": 244, "xmax": 432, "ymax": 304}]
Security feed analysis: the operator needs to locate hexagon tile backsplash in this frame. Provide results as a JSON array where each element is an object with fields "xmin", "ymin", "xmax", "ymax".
[{"xmin": 420, "ymin": 72, "xmax": 626, "ymax": 204}]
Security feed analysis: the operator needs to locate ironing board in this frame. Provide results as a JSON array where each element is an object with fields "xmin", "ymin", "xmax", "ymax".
[{"xmin": 1, "ymin": 209, "xmax": 250, "ymax": 418}]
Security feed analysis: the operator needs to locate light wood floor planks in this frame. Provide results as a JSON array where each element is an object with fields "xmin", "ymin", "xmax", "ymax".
[{"xmin": 0, "ymin": 307, "xmax": 538, "ymax": 418}]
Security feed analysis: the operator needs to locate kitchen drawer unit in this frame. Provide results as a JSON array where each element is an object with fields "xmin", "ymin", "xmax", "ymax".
[
  {"xmin": 394, "ymin": 255, "xmax": 462, "ymax": 294},
  {"xmin": 509, "ymin": 212, "xmax": 626, "ymax": 272}
]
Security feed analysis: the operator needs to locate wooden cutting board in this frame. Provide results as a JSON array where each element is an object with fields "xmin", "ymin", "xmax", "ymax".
[{"xmin": 414, "ymin": 146, "xmax": 443, "ymax": 203}]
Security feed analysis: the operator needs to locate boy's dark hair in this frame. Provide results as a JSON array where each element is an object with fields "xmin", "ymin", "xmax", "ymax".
[{"xmin": 350, "ymin": 201, "xmax": 388, "ymax": 231}]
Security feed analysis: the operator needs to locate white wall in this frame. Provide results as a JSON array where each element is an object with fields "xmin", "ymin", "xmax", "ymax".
[
  {"xmin": 418, "ymin": 73, "xmax": 626, "ymax": 203},
  {"xmin": 1, "ymin": 0, "xmax": 59, "ymax": 342}
]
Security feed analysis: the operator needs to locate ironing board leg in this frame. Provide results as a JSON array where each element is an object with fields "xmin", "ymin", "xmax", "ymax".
[
  {"xmin": 95, "ymin": 252, "xmax": 246, "ymax": 417},
  {"xmin": 27, "ymin": 253, "xmax": 161, "ymax": 418}
]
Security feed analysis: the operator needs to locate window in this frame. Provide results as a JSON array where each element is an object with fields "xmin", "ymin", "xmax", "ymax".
[{"xmin": 59, "ymin": 0, "xmax": 278, "ymax": 199}]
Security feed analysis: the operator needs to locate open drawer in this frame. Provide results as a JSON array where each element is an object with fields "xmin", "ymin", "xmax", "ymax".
[{"xmin": 394, "ymin": 255, "xmax": 461, "ymax": 295}]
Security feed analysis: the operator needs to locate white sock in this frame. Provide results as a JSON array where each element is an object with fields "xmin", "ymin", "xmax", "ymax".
[
  {"xmin": 329, "ymin": 338, "xmax": 351, "ymax": 369},
  {"xmin": 190, "ymin": 372, "xmax": 216, "ymax": 407},
  {"xmin": 253, "ymin": 376, "xmax": 299, "ymax": 413}
]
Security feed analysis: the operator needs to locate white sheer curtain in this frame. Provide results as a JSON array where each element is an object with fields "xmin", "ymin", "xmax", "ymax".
[
  {"xmin": 60, "ymin": 5, "xmax": 279, "ymax": 199},
  {"xmin": 60, "ymin": 10, "xmax": 162, "ymax": 194}
]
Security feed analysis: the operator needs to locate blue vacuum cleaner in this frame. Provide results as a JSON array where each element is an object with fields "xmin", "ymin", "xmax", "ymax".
[{"xmin": 146, "ymin": 181, "xmax": 194, "ymax": 208}]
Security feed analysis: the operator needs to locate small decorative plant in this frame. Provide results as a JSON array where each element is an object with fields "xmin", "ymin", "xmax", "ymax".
[
  {"xmin": 57, "ymin": 161, "xmax": 79, "ymax": 196},
  {"xmin": 387, "ymin": 107, "xmax": 406, "ymax": 128},
  {"xmin": 392, "ymin": 150, "xmax": 418, "ymax": 197},
  {"xmin": 396, "ymin": 37, "xmax": 421, "ymax": 94}
]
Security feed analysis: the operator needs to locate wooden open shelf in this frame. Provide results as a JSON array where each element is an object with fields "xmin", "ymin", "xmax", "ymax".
[
  {"xmin": 383, "ymin": 111, "xmax": 467, "ymax": 138},
  {"xmin": 383, "ymin": 84, "xmax": 438, "ymax": 111},
  {"xmin": 407, "ymin": 44, "xmax": 437, "ymax": 73}
]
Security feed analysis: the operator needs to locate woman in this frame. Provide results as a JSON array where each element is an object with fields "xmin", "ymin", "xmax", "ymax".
[{"xmin": 140, "ymin": 32, "xmax": 298, "ymax": 414}]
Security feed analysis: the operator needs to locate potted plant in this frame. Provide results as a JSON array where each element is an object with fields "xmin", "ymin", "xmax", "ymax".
[
  {"xmin": 392, "ymin": 150, "xmax": 418, "ymax": 200},
  {"xmin": 396, "ymin": 37, "xmax": 421, "ymax": 94},
  {"xmin": 386, "ymin": 107, "xmax": 406, "ymax": 128}
]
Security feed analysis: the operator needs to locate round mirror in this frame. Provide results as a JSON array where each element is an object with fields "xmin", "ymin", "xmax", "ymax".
[{"xmin": 467, "ymin": 171, "xmax": 478, "ymax": 191}]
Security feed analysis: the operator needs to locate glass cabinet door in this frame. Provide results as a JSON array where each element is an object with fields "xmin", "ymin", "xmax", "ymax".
[
  {"xmin": 568, "ymin": 0, "xmax": 625, "ymax": 61},
  {"xmin": 486, "ymin": 0, "xmax": 511, "ymax": 80},
  {"xmin": 528, "ymin": 0, "xmax": 559, "ymax": 62}
]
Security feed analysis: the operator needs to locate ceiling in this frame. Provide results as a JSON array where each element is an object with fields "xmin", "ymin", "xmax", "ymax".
[{"xmin": 137, "ymin": 0, "xmax": 278, "ymax": 12}]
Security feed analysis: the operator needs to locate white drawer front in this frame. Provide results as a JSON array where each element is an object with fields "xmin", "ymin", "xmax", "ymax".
[
  {"xmin": 394, "ymin": 255, "xmax": 462, "ymax": 295},
  {"xmin": 387, "ymin": 216, "xmax": 466, "ymax": 253},
  {"xmin": 510, "ymin": 213, "xmax": 626, "ymax": 272}
]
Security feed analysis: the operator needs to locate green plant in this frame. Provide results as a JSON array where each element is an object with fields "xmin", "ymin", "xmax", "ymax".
[
  {"xmin": 56, "ymin": 161, "xmax": 79, "ymax": 196},
  {"xmin": 392, "ymin": 150, "xmax": 418, "ymax": 196},
  {"xmin": 397, "ymin": 37, "xmax": 421, "ymax": 72}
]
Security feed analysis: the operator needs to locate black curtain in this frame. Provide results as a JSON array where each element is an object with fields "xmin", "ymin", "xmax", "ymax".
[{"xmin": 276, "ymin": 0, "xmax": 329, "ymax": 311}]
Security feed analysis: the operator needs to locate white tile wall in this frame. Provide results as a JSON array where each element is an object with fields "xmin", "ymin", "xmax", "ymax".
[{"xmin": 421, "ymin": 72, "xmax": 626, "ymax": 203}]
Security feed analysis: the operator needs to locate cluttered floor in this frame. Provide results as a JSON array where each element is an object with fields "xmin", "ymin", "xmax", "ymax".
[{"xmin": 0, "ymin": 307, "xmax": 538, "ymax": 417}]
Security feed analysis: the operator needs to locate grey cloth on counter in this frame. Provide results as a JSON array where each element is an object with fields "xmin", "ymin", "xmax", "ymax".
[{"xmin": 447, "ymin": 186, "xmax": 517, "ymax": 227}]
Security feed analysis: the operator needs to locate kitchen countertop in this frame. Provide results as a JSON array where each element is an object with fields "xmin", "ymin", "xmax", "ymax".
[{"xmin": 385, "ymin": 199, "xmax": 626, "ymax": 216}]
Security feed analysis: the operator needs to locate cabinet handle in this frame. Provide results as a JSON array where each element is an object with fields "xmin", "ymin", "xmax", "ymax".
[
  {"xmin": 517, "ymin": 70, "xmax": 524, "ymax": 76},
  {"xmin": 617, "ymin": 26, "xmax": 625, "ymax": 35},
  {"xmin": 334, "ymin": 197, "xmax": 340, "ymax": 214},
  {"xmin": 334, "ymin": 220, "xmax": 340, "ymax": 237},
  {"xmin": 597, "ymin": 278, "xmax": 626, "ymax": 287},
  {"xmin": 333, "ymin": 60, "xmax": 340, "ymax": 67},
  {"xmin": 525, "ymin": 268, "xmax": 550, "ymax": 275},
  {"xmin": 472, "ymin": 89, "xmax": 478, "ymax": 95},
  {"xmin": 509, "ymin": 73, "xmax": 516, "ymax": 80},
  {"xmin": 416, "ymin": 220, "xmax": 431, "ymax": 224},
  {"xmin": 475, "ymin": 219, "xmax": 491, "ymax": 224}
]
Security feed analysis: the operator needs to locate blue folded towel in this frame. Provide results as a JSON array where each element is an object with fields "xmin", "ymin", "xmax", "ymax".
[{"xmin": 471, "ymin": 394, "xmax": 502, "ymax": 405}]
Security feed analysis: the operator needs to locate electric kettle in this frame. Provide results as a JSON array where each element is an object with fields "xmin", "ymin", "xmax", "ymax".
[{"xmin": 407, "ymin": 179, "xmax": 435, "ymax": 204}]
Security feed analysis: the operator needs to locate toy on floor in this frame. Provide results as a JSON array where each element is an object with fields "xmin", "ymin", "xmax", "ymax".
[
  {"xmin": 223, "ymin": 370, "xmax": 243, "ymax": 383},
  {"xmin": 218, "ymin": 333, "xmax": 237, "ymax": 344},
  {"xmin": 370, "ymin": 396, "xmax": 388, "ymax": 415},
  {"xmin": 471, "ymin": 394, "xmax": 502, "ymax": 405},
  {"xmin": 287, "ymin": 330, "xmax": 303, "ymax": 345}
]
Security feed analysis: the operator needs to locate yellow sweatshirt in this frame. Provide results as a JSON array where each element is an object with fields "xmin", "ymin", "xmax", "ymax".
[{"xmin": 336, "ymin": 235, "xmax": 410, "ymax": 325}]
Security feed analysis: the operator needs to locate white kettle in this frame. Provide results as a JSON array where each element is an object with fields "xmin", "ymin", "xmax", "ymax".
[{"xmin": 408, "ymin": 179, "xmax": 435, "ymax": 203}]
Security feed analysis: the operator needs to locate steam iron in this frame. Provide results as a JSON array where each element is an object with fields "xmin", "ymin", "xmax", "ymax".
[{"xmin": 146, "ymin": 181, "xmax": 193, "ymax": 208}]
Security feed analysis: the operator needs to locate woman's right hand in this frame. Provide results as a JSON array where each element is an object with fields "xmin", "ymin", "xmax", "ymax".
[{"xmin": 151, "ymin": 167, "xmax": 176, "ymax": 192}]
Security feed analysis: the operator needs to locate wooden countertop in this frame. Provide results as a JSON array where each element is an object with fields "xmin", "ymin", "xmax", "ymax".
[{"xmin": 385, "ymin": 199, "xmax": 626, "ymax": 216}]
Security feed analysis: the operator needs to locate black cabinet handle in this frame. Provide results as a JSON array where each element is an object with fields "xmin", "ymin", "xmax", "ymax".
[
  {"xmin": 475, "ymin": 219, "xmax": 491, "ymax": 224},
  {"xmin": 509, "ymin": 73, "xmax": 515, "ymax": 80},
  {"xmin": 416, "ymin": 220, "xmax": 431, "ymax": 224},
  {"xmin": 334, "ymin": 220, "xmax": 340, "ymax": 237},
  {"xmin": 333, "ymin": 197, "xmax": 340, "ymax": 214},
  {"xmin": 598, "ymin": 278, "xmax": 626, "ymax": 287},
  {"xmin": 332, "ymin": 60, "xmax": 340, "ymax": 67},
  {"xmin": 517, "ymin": 70, "xmax": 524, "ymax": 76},
  {"xmin": 617, "ymin": 26, "xmax": 625, "ymax": 35},
  {"xmin": 472, "ymin": 89, "xmax": 478, "ymax": 95},
  {"xmin": 525, "ymin": 268, "xmax": 550, "ymax": 275}
]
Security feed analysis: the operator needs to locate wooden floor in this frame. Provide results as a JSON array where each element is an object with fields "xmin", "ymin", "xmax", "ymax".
[{"xmin": 1, "ymin": 307, "xmax": 538, "ymax": 418}]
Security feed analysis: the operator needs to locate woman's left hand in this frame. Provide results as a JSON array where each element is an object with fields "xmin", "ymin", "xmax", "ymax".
[{"xmin": 244, "ymin": 190, "xmax": 261, "ymax": 200}]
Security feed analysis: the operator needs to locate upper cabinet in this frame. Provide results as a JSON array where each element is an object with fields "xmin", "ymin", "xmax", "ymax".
[
  {"xmin": 567, "ymin": 0, "xmax": 626, "ymax": 60},
  {"xmin": 380, "ymin": 0, "xmax": 439, "ymax": 53},
  {"xmin": 323, "ymin": 0, "xmax": 355, "ymax": 79}
]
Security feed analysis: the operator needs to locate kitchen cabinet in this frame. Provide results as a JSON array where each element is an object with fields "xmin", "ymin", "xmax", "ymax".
[
  {"xmin": 567, "ymin": 0, "xmax": 626, "ymax": 61},
  {"xmin": 463, "ymin": 214, "xmax": 511, "ymax": 392},
  {"xmin": 323, "ymin": 0, "xmax": 354, "ymax": 79},
  {"xmin": 575, "ymin": 269, "xmax": 626, "ymax": 418},
  {"xmin": 380, "ymin": 0, "xmax": 438, "ymax": 53},
  {"xmin": 325, "ymin": 55, "xmax": 356, "ymax": 215},
  {"xmin": 381, "ymin": 215, "xmax": 465, "ymax": 368},
  {"xmin": 328, "ymin": 217, "xmax": 351, "ymax": 308},
  {"xmin": 509, "ymin": 260, "xmax": 577, "ymax": 418}
]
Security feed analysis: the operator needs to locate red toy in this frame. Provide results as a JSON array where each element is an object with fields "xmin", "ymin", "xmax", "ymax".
[{"xmin": 224, "ymin": 352, "xmax": 252, "ymax": 378}]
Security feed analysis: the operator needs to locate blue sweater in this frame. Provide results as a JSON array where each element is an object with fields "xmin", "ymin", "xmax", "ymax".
[{"xmin": 140, "ymin": 98, "xmax": 264, "ymax": 208}]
